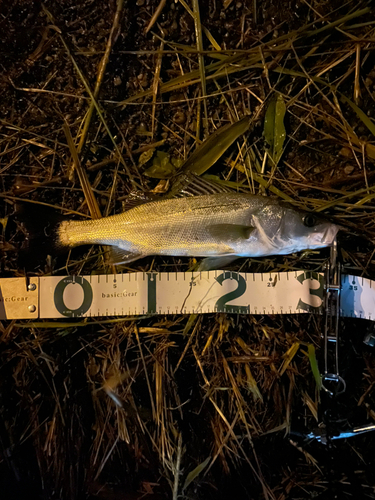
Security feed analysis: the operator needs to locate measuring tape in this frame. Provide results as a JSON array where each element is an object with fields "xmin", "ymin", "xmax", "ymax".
[{"xmin": 0, "ymin": 270, "xmax": 372, "ymax": 320}]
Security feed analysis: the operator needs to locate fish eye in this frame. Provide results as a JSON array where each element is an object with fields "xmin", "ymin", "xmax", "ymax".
[{"xmin": 303, "ymin": 214, "xmax": 318, "ymax": 227}]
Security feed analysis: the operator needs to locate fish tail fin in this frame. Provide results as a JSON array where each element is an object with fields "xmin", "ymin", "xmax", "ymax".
[{"xmin": 12, "ymin": 202, "xmax": 68, "ymax": 270}]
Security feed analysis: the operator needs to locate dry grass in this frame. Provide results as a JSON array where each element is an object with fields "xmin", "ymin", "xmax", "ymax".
[{"xmin": 1, "ymin": 1, "xmax": 375, "ymax": 499}]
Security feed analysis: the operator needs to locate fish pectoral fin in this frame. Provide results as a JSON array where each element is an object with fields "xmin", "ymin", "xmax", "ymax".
[
  {"xmin": 208, "ymin": 224, "xmax": 255, "ymax": 241},
  {"xmin": 107, "ymin": 247, "xmax": 145, "ymax": 265},
  {"xmin": 198, "ymin": 255, "xmax": 239, "ymax": 271}
]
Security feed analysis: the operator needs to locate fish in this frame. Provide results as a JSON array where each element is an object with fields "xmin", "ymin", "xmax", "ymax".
[{"xmin": 15, "ymin": 192, "xmax": 339, "ymax": 270}]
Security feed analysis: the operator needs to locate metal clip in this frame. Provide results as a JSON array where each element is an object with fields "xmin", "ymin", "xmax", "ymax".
[
  {"xmin": 305, "ymin": 422, "xmax": 375, "ymax": 444},
  {"xmin": 322, "ymin": 239, "xmax": 346, "ymax": 396}
]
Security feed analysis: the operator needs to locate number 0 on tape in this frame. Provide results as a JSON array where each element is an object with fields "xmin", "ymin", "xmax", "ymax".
[{"xmin": 0, "ymin": 271, "xmax": 372, "ymax": 320}]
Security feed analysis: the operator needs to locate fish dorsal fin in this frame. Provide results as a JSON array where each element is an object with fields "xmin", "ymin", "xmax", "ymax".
[
  {"xmin": 121, "ymin": 191, "xmax": 160, "ymax": 212},
  {"xmin": 121, "ymin": 173, "xmax": 233, "ymax": 210},
  {"xmin": 167, "ymin": 172, "xmax": 232, "ymax": 198},
  {"xmin": 208, "ymin": 224, "xmax": 255, "ymax": 241}
]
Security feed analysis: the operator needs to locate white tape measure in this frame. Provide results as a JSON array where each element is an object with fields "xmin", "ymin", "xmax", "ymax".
[{"xmin": 0, "ymin": 271, "xmax": 372, "ymax": 320}]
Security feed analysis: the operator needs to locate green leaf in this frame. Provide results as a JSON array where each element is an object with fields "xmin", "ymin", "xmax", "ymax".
[
  {"xmin": 138, "ymin": 148, "xmax": 155, "ymax": 167},
  {"xmin": 143, "ymin": 151, "xmax": 176, "ymax": 179},
  {"xmin": 264, "ymin": 93, "xmax": 286, "ymax": 164},
  {"xmin": 183, "ymin": 456, "xmax": 211, "ymax": 492},
  {"xmin": 166, "ymin": 116, "xmax": 253, "ymax": 198},
  {"xmin": 182, "ymin": 115, "xmax": 252, "ymax": 175},
  {"xmin": 301, "ymin": 344, "xmax": 322, "ymax": 392},
  {"xmin": 339, "ymin": 93, "xmax": 375, "ymax": 138}
]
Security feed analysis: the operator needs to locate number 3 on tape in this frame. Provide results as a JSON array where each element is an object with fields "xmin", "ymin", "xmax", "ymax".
[{"xmin": 296, "ymin": 272, "xmax": 324, "ymax": 312}]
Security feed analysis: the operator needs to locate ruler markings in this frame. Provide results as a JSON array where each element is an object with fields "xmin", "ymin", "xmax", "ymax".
[{"xmin": 1, "ymin": 271, "xmax": 375, "ymax": 320}]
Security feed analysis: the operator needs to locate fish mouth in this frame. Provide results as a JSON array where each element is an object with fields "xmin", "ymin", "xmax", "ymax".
[{"xmin": 311, "ymin": 224, "xmax": 340, "ymax": 246}]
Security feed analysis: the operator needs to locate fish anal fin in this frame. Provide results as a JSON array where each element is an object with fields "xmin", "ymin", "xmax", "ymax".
[
  {"xmin": 198, "ymin": 255, "xmax": 239, "ymax": 271},
  {"xmin": 208, "ymin": 224, "xmax": 254, "ymax": 241},
  {"xmin": 107, "ymin": 247, "xmax": 145, "ymax": 265}
]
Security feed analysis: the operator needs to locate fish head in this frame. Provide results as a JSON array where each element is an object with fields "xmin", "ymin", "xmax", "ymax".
[{"xmin": 276, "ymin": 206, "xmax": 340, "ymax": 253}]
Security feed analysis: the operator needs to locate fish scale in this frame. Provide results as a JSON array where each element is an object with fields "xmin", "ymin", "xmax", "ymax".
[{"xmin": 56, "ymin": 193, "xmax": 339, "ymax": 268}]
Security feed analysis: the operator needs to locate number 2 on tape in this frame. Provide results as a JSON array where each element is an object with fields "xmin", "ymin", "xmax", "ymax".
[{"xmin": 215, "ymin": 272, "xmax": 250, "ymax": 314}]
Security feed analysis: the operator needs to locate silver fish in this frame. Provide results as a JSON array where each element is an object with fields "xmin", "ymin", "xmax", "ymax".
[{"xmin": 56, "ymin": 193, "xmax": 339, "ymax": 269}]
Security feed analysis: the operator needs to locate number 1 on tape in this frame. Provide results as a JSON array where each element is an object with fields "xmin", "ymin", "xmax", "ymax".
[{"xmin": 1, "ymin": 271, "xmax": 371, "ymax": 320}]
